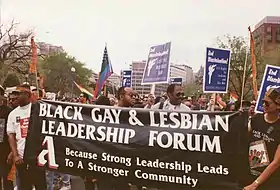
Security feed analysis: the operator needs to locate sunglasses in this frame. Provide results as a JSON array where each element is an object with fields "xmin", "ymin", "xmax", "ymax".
[
  {"xmin": 176, "ymin": 92, "xmax": 184, "ymax": 97},
  {"xmin": 262, "ymin": 100, "xmax": 271, "ymax": 107}
]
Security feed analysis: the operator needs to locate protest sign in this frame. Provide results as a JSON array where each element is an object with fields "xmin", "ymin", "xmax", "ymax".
[
  {"xmin": 25, "ymin": 101, "xmax": 248, "ymax": 189},
  {"xmin": 255, "ymin": 65, "xmax": 280, "ymax": 113},
  {"xmin": 121, "ymin": 70, "xmax": 132, "ymax": 87},
  {"xmin": 142, "ymin": 42, "xmax": 171, "ymax": 84},
  {"xmin": 204, "ymin": 47, "xmax": 231, "ymax": 93},
  {"xmin": 170, "ymin": 77, "xmax": 183, "ymax": 85}
]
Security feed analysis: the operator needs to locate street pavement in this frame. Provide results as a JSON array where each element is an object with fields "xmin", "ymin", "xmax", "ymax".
[
  {"xmin": 71, "ymin": 176, "xmax": 140, "ymax": 190},
  {"xmin": 71, "ymin": 176, "xmax": 86, "ymax": 190}
]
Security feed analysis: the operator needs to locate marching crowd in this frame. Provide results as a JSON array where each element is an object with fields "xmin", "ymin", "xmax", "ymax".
[{"xmin": 0, "ymin": 83, "xmax": 279, "ymax": 190}]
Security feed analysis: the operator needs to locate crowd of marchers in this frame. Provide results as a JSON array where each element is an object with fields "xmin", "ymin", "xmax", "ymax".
[{"xmin": 0, "ymin": 83, "xmax": 279, "ymax": 190}]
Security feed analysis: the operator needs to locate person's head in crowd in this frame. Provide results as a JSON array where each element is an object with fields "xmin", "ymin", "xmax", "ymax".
[
  {"xmin": 8, "ymin": 91, "xmax": 19, "ymax": 109},
  {"xmin": 225, "ymin": 102, "xmax": 235, "ymax": 111},
  {"xmin": 79, "ymin": 93, "xmax": 89, "ymax": 104},
  {"xmin": 31, "ymin": 88, "xmax": 43, "ymax": 102},
  {"xmin": 248, "ymin": 101, "xmax": 256, "ymax": 116},
  {"xmin": 182, "ymin": 97, "xmax": 192, "ymax": 108},
  {"xmin": 130, "ymin": 91, "xmax": 139, "ymax": 106},
  {"xmin": 146, "ymin": 93, "xmax": 155, "ymax": 106},
  {"xmin": 95, "ymin": 95, "xmax": 111, "ymax": 106},
  {"xmin": 15, "ymin": 84, "xmax": 31, "ymax": 107},
  {"xmin": 117, "ymin": 87, "xmax": 135, "ymax": 107},
  {"xmin": 262, "ymin": 87, "xmax": 280, "ymax": 114},
  {"xmin": 198, "ymin": 94, "xmax": 208, "ymax": 105},
  {"xmin": 109, "ymin": 97, "xmax": 116, "ymax": 106},
  {"xmin": 133, "ymin": 92, "xmax": 142, "ymax": 106},
  {"xmin": 143, "ymin": 95, "xmax": 148, "ymax": 105},
  {"xmin": 167, "ymin": 84, "xmax": 184, "ymax": 105},
  {"xmin": 241, "ymin": 100, "xmax": 251, "ymax": 111}
]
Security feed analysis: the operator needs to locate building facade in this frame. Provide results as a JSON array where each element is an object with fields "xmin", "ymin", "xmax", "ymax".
[
  {"xmin": 108, "ymin": 73, "xmax": 121, "ymax": 88},
  {"xmin": 37, "ymin": 42, "xmax": 64, "ymax": 55},
  {"xmin": 253, "ymin": 16, "xmax": 280, "ymax": 55},
  {"xmin": 130, "ymin": 61, "xmax": 194, "ymax": 96}
]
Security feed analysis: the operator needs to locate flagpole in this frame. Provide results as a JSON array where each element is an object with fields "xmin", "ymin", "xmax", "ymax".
[
  {"xmin": 35, "ymin": 71, "xmax": 40, "ymax": 95},
  {"xmin": 240, "ymin": 47, "xmax": 249, "ymax": 109}
]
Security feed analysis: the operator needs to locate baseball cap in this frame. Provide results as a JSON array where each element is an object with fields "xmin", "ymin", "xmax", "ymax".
[
  {"xmin": 15, "ymin": 84, "xmax": 31, "ymax": 94},
  {"xmin": 263, "ymin": 87, "xmax": 280, "ymax": 105}
]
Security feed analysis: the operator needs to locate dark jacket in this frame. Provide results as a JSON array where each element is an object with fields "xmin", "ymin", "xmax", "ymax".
[{"xmin": 0, "ymin": 105, "xmax": 12, "ymax": 164}]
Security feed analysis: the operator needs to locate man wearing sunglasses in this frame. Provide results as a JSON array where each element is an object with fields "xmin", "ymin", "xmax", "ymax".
[
  {"xmin": 152, "ymin": 84, "xmax": 190, "ymax": 111},
  {"xmin": 8, "ymin": 91, "xmax": 19, "ymax": 110},
  {"xmin": 244, "ymin": 87, "xmax": 280, "ymax": 190}
]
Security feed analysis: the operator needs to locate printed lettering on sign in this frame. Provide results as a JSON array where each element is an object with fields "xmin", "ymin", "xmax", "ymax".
[
  {"xmin": 24, "ymin": 101, "xmax": 248, "ymax": 189},
  {"xmin": 249, "ymin": 140, "xmax": 270, "ymax": 169},
  {"xmin": 20, "ymin": 117, "xmax": 30, "ymax": 138}
]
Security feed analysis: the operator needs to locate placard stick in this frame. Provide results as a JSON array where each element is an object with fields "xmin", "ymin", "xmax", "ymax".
[{"xmin": 240, "ymin": 48, "xmax": 249, "ymax": 109}]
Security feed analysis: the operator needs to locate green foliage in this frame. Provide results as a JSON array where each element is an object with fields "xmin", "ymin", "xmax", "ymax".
[
  {"xmin": 39, "ymin": 52, "xmax": 93, "ymax": 95},
  {"xmin": 184, "ymin": 83, "xmax": 202, "ymax": 97},
  {"xmin": 217, "ymin": 35, "xmax": 258, "ymax": 100},
  {"xmin": 3, "ymin": 73, "xmax": 21, "ymax": 87},
  {"xmin": 217, "ymin": 35, "xmax": 280, "ymax": 100}
]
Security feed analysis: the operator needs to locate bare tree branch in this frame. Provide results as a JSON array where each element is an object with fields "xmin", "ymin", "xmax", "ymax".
[{"xmin": 0, "ymin": 21, "xmax": 36, "ymax": 79}]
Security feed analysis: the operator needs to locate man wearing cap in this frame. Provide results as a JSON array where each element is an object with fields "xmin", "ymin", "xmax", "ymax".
[
  {"xmin": 244, "ymin": 87, "xmax": 280, "ymax": 190},
  {"xmin": 0, "ymin": 85, "xmax": 13, "ymax": 190},
  {"xmin": 6, "ymin": 84, "xmax": 46, "ymax": 189}
]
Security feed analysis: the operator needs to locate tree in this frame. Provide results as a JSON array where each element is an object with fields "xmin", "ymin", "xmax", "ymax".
[
  {"xmin": 217, "ymin": 35, "xmax": 259, "ymax": 100},
  {"xmin": 217, "ymin": 35, "xmax": 280, "ymax": 100},
  {"xmin": 2, "ymin": 73, "xmax": 21, "ymax": 87},
  {"xmin": 40, "ymin": 53, "xmax": 93, "ymax": 96},
  {"xmin": 184, "ymin": 83, "xmax": 202, "ymax": 97},
  {"xmin": 0, "ymin": 21, "xmax": 35, "ymax": 84}
]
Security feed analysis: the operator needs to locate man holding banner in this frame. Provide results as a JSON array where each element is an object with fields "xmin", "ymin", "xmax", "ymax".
[{"xmin": 244, "ymin": 87, "xmax": 280, "ymax": 190}]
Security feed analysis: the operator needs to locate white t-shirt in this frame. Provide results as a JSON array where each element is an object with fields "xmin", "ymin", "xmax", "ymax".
[
  {"xmin": 152, "ymin": 100, "xmax": 191, "ymax": 111},
  {"xmin": 7, "ymin": 103, "xmax": 31, "ymax": 158}
]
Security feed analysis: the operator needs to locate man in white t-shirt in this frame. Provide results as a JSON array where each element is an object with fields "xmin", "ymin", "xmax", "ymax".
[
  {"xmin": 7, "ymin": 84, "xmax": 46, "ymax": 190},
  {"xmin": 152, "ymin": 84, "xmax": 190, "ymax": 111}
]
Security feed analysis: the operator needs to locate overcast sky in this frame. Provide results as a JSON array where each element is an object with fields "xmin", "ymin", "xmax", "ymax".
[{"xmin": 2, "ymin": 0, "xmax": 280, "ymax": 74}]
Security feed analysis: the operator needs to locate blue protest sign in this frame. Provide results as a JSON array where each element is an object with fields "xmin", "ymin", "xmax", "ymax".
[
  {"xmin": 255, "ymin": 65, "xmax": 280, "ymax": 113},
  {"xmin": 141, "ymin": 42, "xmax": 171, "ymax": 84},
  {"xmin": 169, "ymin": 77, "xmax": 183, "ymax": 85},
  {"xmin": 203, "ymin": 47, "xmax": 231, "ymax": 93},
  {"xmin": 121, "ymin": 70, "xmax": 132, "ymax": 87}
]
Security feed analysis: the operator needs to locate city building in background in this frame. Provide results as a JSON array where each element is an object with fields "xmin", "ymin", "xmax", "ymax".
[
  {"xmin": 171, "ymin": 64, "xmax": 194, "ymax": 84},
  {"xmin": 253, "ymin": 16, "xmax": 280, "ymax": 55},
  {"xmin": 91, "ymin": 72, "xmax": 120, "ymax": 94},
  {"xmin": 130, "ymin": 60, "xmax": 151, "ymax": 95},
  {"xmin": 108, "ymin": 73, "xmax": 121, "ymax": 88},
  {"xmin": 37, "ymin": 42, "xmax": 64, "ymax": 55},
  {"xmin": 130, "ymin": 61, "xmax": 194, "ymax": 96}
]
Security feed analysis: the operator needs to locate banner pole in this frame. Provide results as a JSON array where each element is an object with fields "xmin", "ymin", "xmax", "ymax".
[
  {"xmin": 211, "ymin": 93, "xmax": 216, "ymax": 111},
  {"xmin": 35, "ymin": 71, "xmax": 40, "ymax": 96},
  {"xmin": 150, "ymin": 84, "xmax": 156, "ymax": 95},
  {"xmin": 240, "ymin": 48, "xmax": 249, "ymax": 109}
]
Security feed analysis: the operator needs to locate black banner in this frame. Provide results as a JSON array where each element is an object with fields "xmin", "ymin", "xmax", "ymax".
[{"xmin": 24, "ymin": 100, "xmax": 249, "ymax": 189}]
